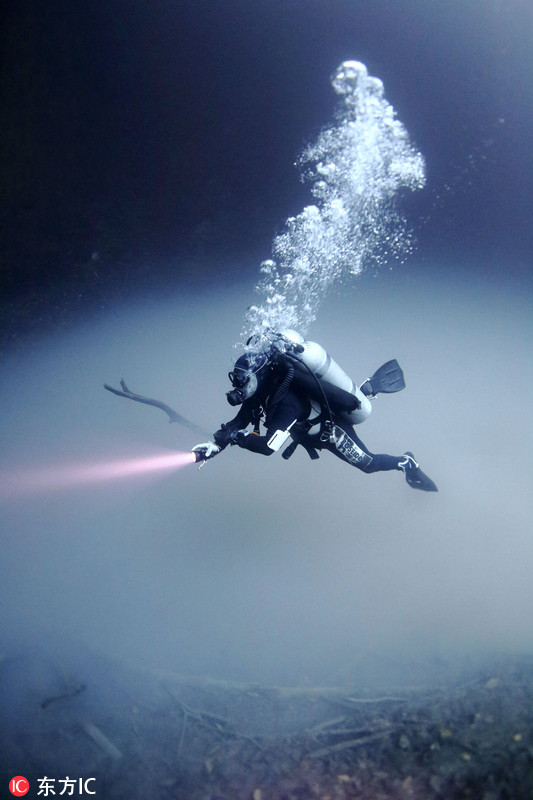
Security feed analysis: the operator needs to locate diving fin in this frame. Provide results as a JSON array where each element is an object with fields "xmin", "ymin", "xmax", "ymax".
[
  {"xmin": 360, "ymin": 359, "xmax": 405, "ymax": 397},
  {"xmin": 399, "ymin": 452, "xmax": 438, "ymax": 492}
]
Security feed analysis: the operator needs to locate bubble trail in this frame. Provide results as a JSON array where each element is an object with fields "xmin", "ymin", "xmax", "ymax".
[
  {"xmin": 244, "ymin": 60, "xmax": 426, "ymax": 339},
  {"xmin": 0, "ymin": 451, "xmax": 196, "ymax": 501}
]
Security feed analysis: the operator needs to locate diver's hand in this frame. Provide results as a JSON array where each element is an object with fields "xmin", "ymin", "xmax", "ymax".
[
  {"xmin": 192, "ymin": 441, "xmax": 221, "ymax": 462},
  {"xmin": 229, "ymin": 429, "xmax": 250, "ymax": 447},
  {"xmin": 213, "ymin": 423, "xmax": 234, "ymax": 448}
]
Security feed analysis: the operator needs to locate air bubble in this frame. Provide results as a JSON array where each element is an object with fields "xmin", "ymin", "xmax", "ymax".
[{"xmin": 243, "ymin": 60, "xmax": 425, "ymax": 338}]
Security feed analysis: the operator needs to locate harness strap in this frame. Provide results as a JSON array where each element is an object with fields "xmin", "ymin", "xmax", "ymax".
[
  {"xmin": 281, "ymin": 441, "xmax": 298, "ymax": 460},
  {"xmin": 282, "ymin": 441, "xmax": 320, "ymax": 460},
  {"xmin": 304, "ymin": 445, "xmax": 320, "ymax": 460},
  {"xmin": 250, "ymin": 403, "xmax": 264, "ymax": 435},
  {"xmin": 283, "ymin": 407, "xmax": 329, "ymax": 461}
]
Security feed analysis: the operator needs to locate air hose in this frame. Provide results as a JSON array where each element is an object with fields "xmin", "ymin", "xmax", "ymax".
[{"xmin": 269, "ymin": 361, "xmax": 295, "ymax": 406}]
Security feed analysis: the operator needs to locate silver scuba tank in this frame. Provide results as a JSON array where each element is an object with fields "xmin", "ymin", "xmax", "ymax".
[{"xmin": 279, "ymin": 329, "xmax": 372, "ymax": 424}]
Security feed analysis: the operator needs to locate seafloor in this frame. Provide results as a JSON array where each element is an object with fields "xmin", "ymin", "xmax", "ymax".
[{"xmin": 1, "ymin": 646, "xmax": 532, "ymax": 799}]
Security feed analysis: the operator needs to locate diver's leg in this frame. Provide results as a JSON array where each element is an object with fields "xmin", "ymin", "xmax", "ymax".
[
  {"xmin": 317, "ymin": 421, "xmax": 438, "ymax": 490},
  {"xmin": 343, "ymin": 427, "xmax": 400, "ymax": 473},
  {"xmin": 340, "ymin": 429, "xmax": 438, "ymax": 489},
  {"xmin": 323, "ymin": 421, "xmax": 399, "ymax": 473}
]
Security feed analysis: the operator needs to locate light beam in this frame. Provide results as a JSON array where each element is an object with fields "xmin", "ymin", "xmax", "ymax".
[{"xmin": 0, "ymin": 451, "xmax": 196, "ymax": 501}]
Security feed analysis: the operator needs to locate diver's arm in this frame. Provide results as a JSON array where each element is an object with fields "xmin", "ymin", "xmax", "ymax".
[
  {"xmin": 234, "ymin": 431, "xmax": 275, "ymax": 456},
  {"xmin": 212, "ymin": 402, "xmax": 256, "ymax": 450},
  {"xmin": 233, "ymin": 403, "xmax": 299, "ymax": 457},
  {"xmin": 192, "ymin": 402, "xmax": 256, "ymax": 461}
]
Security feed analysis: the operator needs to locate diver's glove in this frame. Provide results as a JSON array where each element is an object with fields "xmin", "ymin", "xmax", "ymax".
[
  {"xmin": 229, "ymin": 429, "xmax": 250, "ymax": 447},
  {"xmin": 213, "ymin": 424, "xmax": 234, "ymax": 448},
  {"xmin": 191, "ymin": 441, "xmax": 221, "ymax": 462}
]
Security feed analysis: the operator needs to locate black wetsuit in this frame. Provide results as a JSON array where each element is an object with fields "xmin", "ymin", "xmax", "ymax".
[{"xmin": 214, "ymin": 386, "xmax": 401, "ymax": 474}]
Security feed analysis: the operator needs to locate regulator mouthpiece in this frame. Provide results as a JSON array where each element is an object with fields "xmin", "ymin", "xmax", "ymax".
[{"xmin": 226, "ymin": 387, "xmax": 246, "ymax": 406}]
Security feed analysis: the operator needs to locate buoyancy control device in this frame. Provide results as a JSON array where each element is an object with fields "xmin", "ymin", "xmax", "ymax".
[{"xmin": 276, "ymin": 329, "xmax": 372, "ymax": 424}]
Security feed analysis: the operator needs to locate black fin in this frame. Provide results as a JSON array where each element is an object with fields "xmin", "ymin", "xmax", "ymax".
[
  {"xmin": 362, "ymin": 359, "xmax": 406, "ymax": 396},
  {"xmin": 403, "ymin": 452, "xmax": 438, "ymax": 492}
]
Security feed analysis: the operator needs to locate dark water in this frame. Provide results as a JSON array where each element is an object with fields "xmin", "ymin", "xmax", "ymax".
[{"xmin": 1, "ymin": 0, "xmax": 531, "ymax": 325}]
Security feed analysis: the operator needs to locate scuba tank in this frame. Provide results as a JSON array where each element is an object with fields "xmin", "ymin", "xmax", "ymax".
[{"xmin": 278, "ymin": 329, "xmax": 372, "ymax": 424}]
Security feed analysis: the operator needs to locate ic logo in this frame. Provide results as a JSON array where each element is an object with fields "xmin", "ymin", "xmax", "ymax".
[{"xmin": 9, "ymin": 777, "xmax": 29, "ymax": 796}]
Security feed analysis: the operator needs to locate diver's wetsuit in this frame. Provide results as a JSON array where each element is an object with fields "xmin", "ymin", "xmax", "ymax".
[{"xmin": 214, "ymin": 386, "xmax": 401, "ymax": 474}]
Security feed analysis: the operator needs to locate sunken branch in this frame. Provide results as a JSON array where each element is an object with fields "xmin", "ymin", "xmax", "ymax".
[{"xmin": 104, "ymin": 379, "xmax": 208, "ymax": 436}]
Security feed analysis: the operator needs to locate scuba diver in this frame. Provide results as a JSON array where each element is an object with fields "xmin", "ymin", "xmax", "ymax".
[{"xmin": 191, "ymin": 330, "xmax": 438, "ymax": 492}]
